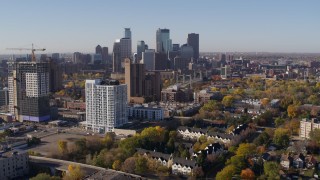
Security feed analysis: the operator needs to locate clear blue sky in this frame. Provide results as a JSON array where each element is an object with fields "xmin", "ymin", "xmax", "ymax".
[{"xmin": 0, "ymin": 0, "xmax": 319, "ymax": 54}]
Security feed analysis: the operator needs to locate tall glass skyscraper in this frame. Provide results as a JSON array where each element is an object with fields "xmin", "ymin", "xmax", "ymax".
[
  {"xmin": 124, "ymin": 28, "xmax": 131, "ymax": 39},
  {"xmin": 156, "ymin": 28, "xmax": 172, "ymax": 54},
  {"xmin": 187, "ymin": 33, "xmax": 199, "ymax": 59},
  {"xmin": 137, "ymin": 40, "xmax": 145, "ymax": 61}
]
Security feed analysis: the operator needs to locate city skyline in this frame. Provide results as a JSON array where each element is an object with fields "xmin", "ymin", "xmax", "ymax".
[{"xmin": 0, "ymin": 0, "xmax": 320, "ymax": 54}]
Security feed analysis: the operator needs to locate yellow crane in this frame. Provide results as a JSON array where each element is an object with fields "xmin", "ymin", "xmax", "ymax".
[{"xmin": 6, "ymin": 43, "xmax": 46, "ymax": 62}]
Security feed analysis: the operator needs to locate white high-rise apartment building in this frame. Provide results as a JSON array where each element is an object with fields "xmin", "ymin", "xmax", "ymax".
[
  {"xmin": 85, "ymin": 79, "xmax": 128, "ymax": 133},
  {"xmin": 300, "ymin": 118, "xmax": 320, "ymax": 138}
]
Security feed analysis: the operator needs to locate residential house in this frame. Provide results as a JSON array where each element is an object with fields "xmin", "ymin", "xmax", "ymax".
[
  {"xmin": 172, "ymin": 157, "xmax": 198, "ymax": 176},
  {"xmin": 280, "ymin": 154, "xmax": 290, "ymax": 170},
  {"xmin": 193, "ymin": 143, "xmax": 224, "ymax": 158},
  {"xmin": 293, "ymin": 154, "xmax": 304, "ymax": 169},
  {"xmin": 177, "ymin": 127, "xmax": 207, "ymax": 140},
  {"xmin": 136, "ymin": 148, "xmax": 171, "ymax": 167},
  {"xmin": 207, "ymin": 132, "xmax": 233, "ymax": 144},
  {"xmin": 305, "ymin": 155, "xmax": 317, "ymax": 169}
]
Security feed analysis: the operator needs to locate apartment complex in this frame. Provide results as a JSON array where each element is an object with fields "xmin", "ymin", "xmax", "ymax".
[
  {"xmin": 300, "ymin": 118, "xmax": 320, "ymax": 138},
  {"xmin": 127, "ymin": 105, "xmax": 164, "ymax": 121},
  {"xmin": 85, "ymin": 79, "xmax": 127, "ymax": 133},
  {"xmin": 0, "ymin": 149, "xmax": 29, "ymax": 180}
]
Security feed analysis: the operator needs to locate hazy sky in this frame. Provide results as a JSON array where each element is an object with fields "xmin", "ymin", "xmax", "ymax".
[{"xmin": 0, "ymin": 0, "xmax": 319, "ymax": 54}]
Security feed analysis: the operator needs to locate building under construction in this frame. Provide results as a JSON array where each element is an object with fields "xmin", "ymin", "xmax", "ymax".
[{"xmin": 8, "ymin": 61, "xmax": 51, "ymax": 122}]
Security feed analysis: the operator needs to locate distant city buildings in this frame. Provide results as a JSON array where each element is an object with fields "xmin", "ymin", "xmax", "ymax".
[
  {"xmin": 85, "ymin": 79, "xmax": 127, "ymax": 133},
  {"xmin": 142, "ymin": 49, "xmax": 155, "ymax": 71},
  {"xmin": 112, "ymin": 40, "xmax": 122, "ymax": 73},
  {"xmin": 8, "ymin": 61, "xmax": 51, "ymax": 122},
  {"xmin": 0, "ymin": 87, "xmax": 9, "ymax": 111},
  {"xmin": 187, "ymin": 33, "xmax": 199, "ymax": 59},
  {"xmin": 124, "ymin": 28, "xmax": 131, "ymax": 39},
  {"xmin": 48, "ymin": 58, "xmax": 63, "ymax": 92},
  {"xmin": 137, "ymin": 40, "xmax": 146, "ymax": 62}
]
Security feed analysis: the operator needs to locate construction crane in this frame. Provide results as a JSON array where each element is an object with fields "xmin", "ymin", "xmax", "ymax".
[{"xmin": 6, "ymin": 43, "xmax": 46, "ymax": 62}]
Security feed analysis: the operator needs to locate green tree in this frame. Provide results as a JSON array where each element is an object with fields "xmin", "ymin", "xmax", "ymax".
[
  {"xmin": 222, "ymin": 95, "xmax": 234, "ymax": 107},
  {"xmin": 63, "ymin": 164, "xmax": 84, "ymax": 180},
  {"xmin": 274, "ymin": 117, "xmax": 285, "ymax": 127},
  {"xmin": 119, "ymin": 136, "xmax": 140, "ymax": 158},
  {"xmin": 309, "ymin": 128, "xmax": 320, "ymax": 145},
  {"xmin": 236, "ymin": 143, "xmax": 256, "ymax": 157},
  {"xmin": 264, "ymin": 161, "xmax": 279, "ymax": 179},
  {"xmin": 135, "ymin": 156, "xmax": 148, "ymax": 174},
  {"xmin": 273, "ymin": 128, "xmax": 290, "ymax": 148},
  {"xmin": 308, "ymin": 94, "xmax": 320, "ymax": 105},
  {"xmin": 253, "ymin": 132, "xmax": 270, "ymax": 146},
  {"xmin": 201, "ymin": 100, "xmax": 222, "ymax": 111},
  {"xmin": 229, "ymin": 155, "xmax": 246, "ymax": 174},
  {"xmin": 122, "ymin": 157, "xmax": 136, "ymax": 173},
  {"xmin": 287, "ymin": 104, "xmax": 299, "ymax": 118},
  {"xmin": 102, "ymin": 132, "xmax": 115, "ymax": 149},
  {"xmin": 216, "ymin": 165, "xmax": 236, "ymax": 180},
  {"xmin": 74, "ymin": 138, "xmax": 87, "ymax": 155},
  {"xmin": 112, "ymin": 160, "xmax": 122, "ymax": 170},
  {"xmin": 57, "ymin": 140, "xmax": 68, "ymax": 154},
  {"xmin": 31, "ymin": 173, "xmax": 61, "ymax": 180}
]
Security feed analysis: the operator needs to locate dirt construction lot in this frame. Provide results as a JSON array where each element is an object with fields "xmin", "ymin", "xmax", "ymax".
[{"xmin": 26, "ymin": 133, "xmax": 87, "ymax": 156}]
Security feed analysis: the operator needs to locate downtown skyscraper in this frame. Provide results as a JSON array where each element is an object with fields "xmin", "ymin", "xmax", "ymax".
[
  {"xmin": 112, "ymin": 28, "xmax": 132, "ymax": 73},
  {"xmin": 156, "ymin": 28, "xmax": 172, "ymax": 54},
  {"xmin": 187, "ymin": 33, "xmax": 199, "ymax": 59}
]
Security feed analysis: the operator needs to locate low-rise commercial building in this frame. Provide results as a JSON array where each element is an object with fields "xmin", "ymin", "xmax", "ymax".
[
  {"xmin": 0, "ymin": 149, "xmax": 29, "ymax": 180},
  {"xmin": 127, "ymin": 105, "xmax": 163, "ymax": 121}
]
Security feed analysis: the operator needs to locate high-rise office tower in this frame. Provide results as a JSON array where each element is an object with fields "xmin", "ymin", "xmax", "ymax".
[
  {"xmin": 51, "ymin": 53, "xmax": 60, "ymax": 61},
  {"xmin": 102, "ymin": 47, "xmax": 108, "ymax": 64},
  {"xmin": 124, "ymin": 59, "xmax": 145, "ymax": 101},
  {"xmin": 73, "ymin": 52, "xmax": 82, "ymax": 64},
  {"xmin": 137, "ymin": 41, "xmax": 146, "ymax": 62},
  {"xmin": 180, "ymin": 44, "xmax": 194, "ymax": 61},
  {"xmin": 92, "ymin": 54, "xmax": 102, "ymax": 64},
  {"xmin": 142, "ymin": 49, "xmax": 155, "ymax": 71},
  {"xmin": 120, "ymin": 38, "xmax": 132, "ymax": 64},
  {"xmin": 0, "ymin": 87, "xmax": 9, "ymax": 109},
  {"xmin": 172, "ymin": 44, "xmax": 180, "ymax": 52},
  {"xmin": 48, "ymin": 58, "xmax": 63, "ymax": 92},
  {"xmin": 8, "ymin": 62, "xmax": 50, "ymax": 122},
  {"xmin": 85, "ymin": 79, "xmax": 127, "ymax": 133},
  {"xmin": 154, "ymin": 52, "xmax": 168, "ymax": 70},
  {"xmin": 112, "ymin": 40, "xmax": 121, "ymax": 73},
  {"xmin": 124, "ymin": 28, "xmax": 131, "ymax": 39},
  {"xmin": 187, "ymin": 33, "xmax": 199, "ymax": 59},
  {"xmin": 174, "ymin": 57, "xmax": 189, "ymax": 71},
  {"xmin": 156, "ymin": 28, "xmax": 172, "ymax": 54},
  {"xmin": 145, "ymin": 71, "xmax": 161, "ymax": 102},
  {"xmin": 96, "ymin": 45, "xmax": 103, "ymax": 55}
]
